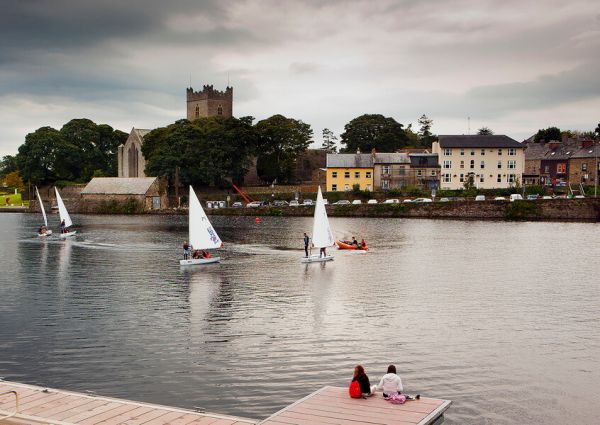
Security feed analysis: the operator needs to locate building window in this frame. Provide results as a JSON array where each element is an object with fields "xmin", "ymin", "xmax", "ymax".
[
  {"xmin": 460, "ymin": 173, "xmax": 464, "ymax": 183},
  {"xmin": 480, "ymin": 174, "xmax": 484, "ymax": 183},
  {"xmin": 497, "ymin": 161, "xmax": 502, "ymax": 169},
  {"xmin": 344, "ymin": 171, "xmax": 350, "ymax": 178},
  {"xmin": 497, "ymin": 174, "xmax": 502, "ymax": 182},
  {"xmin": 366, "ymin": 171, "xmax": 372, "ymax": 178},
  {"xmin": 332, "ymin": 171, "xmax": 337, "ymax": 178},
  {"xmin": 508, "ymin": 148, "xmax": 516, "ymax": 156},
  {"xmin": 470, "ymin": 160, "xmax": 475, "ymax": 169},
  {"xmin": 195, "ymin": 105, "xmax": 200, "ymax": 118},
  {"xmin": 443, "ymin": 173, "xmax": 451, "ymax": 183},
  {"xmin": 398, "ymin": 167, "xmax": 406, "ymax": 176},
  {"xmin": 443, "ymin": 148, "xmax": 452, "ymax": 156},
  {"xmin": 382, "ymin": 166, "xmax": 390, "ymax": 175},
  {"xmin": 354, "ymin": 171, "xmax": 360, "ymax": 178},
  {"xmin": 344, "ymin": 184, "xmax": 350, "ymax": 191},
  {"xmin": 417, "ymin": 169, "xmax": 423, "ymax": 176},
  {"xmin": 480, "ymin": 149, "xmax": 485, "ymax": 155},
  {"xmin": 382, "ymin": 180, "xmax": 389, "ymax": 189},
  {"xmin": 582, "ymin": 163, "xmax": 588, "ymax": 172},
  {"xmin": 460, "ymin": 149, "xmax": 465, "ymax": 156},
  {"xmin": 508, "ymin": 160, "xmax": 516, "ymax": 169},
  {"xmin": 498, "ymin": 149, "xmax": 502, "ymax": 155},
  {"xmin": 557, "ymin": 163, "xmax": 566, "ymax": 174},
  {"xmin": 332, "ymin": 184, "xmax": 337, "ymax": 191},
  {"xmin": 480, "ymin": 161, "xmax": 485, "ymax": 169},
  {"xmin": 443, "ymin": 160, "xmax": 452, "ymax": 169},
  {"xmin": 430, "ymin": 170, "xmax": 436, "ymax": 176},
  {"xmin": 217, "ymin": 105, "xmax": 223, "ymax": 115},
  {"xmin": 544, "ymin": 165, "xmax": 549, "ymax": 173},
  {"xmin": 470, "ymin": 150, "xmax": 475, "ymax": 156},
  {"xmin": 508, "ymin": 174, "xmax": 516, "ymax": 183},
  {"xmin": 460, "ymin": 160, "xmax": 464, "ymax": 169}
]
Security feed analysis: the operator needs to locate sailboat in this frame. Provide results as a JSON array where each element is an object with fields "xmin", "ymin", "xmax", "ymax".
[
  {"xmin": 35, "ymin": 187, "xmax": 52, "ymax": 237},
  {"xmin": 55, "ymin": 187, "xmax": 76, "ymax": 238},
  {"xmin": 301, "ymin": 186, "xmax": 335, "ymax": 263},
  {"xmin": 180, "ymin": 186, "xmax": 222, "ymax": 266}
]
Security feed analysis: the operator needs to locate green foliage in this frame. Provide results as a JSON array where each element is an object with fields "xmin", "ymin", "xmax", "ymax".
[
  {"xmin": 340, "ymin": 114, "xmax": 409, "ymax": 153},
  {"xmin": 351, "ymin": 184, "xmax": 361, "ymax": 195},
  {"xmin": 15, "ymin": 119, "xmax": 126, "ymax": 186},
  {"xmin": 255, "ymin": 114, "xmax": 313, "ymax": 183},
  {"xmin": 417, "ymin": 114, "xmax": 437, "ymax": 147},
  {"xmin": 96, "ymin": 198, "xmax": 144, "ymax": 214},
  {"xmin": 321, "ymin": 128, "xmax": 337, "ymax": 152},
  {"xmin": 477, "ymin": 127, "xmax": 494, "ymax": 135},
  {"xmin": 504, "ymin": 200, "xmax": 541, "ymax": 220},
  {"xmin": 143, "ymin": 116, "xmax": 259, "ymax": 188},
  {"xmin": 0, "ymin": 193, "xmax": 23, "ymax": 207},
  {"xmin": 534, "ymin": 127, "xmax": 561, "ymax": 143},
  {"xmin": 3, "ymin": 171, "xmax": 24, "ymax": 191},
  {"xmin": 0, "ymin": 155, "xmax": 18, "ymax": 180}
]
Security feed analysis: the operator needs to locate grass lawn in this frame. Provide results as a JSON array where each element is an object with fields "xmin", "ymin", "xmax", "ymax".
[{"xmin": 0, "ymin": 193, "xmax": 25, "ymax": 207}]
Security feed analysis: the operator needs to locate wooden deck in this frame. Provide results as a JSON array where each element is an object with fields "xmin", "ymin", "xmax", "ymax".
[
  {"xmin": 260, "ymin": 386, "xmax": 451, "ymax": 425},
  {"xmin": 0, "ymin": 380, "xmax": 256, "ymax": 425}
]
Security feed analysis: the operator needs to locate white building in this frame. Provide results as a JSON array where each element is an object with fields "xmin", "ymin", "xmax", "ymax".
[{"xmin": 432, "ymin": 135, "xmax": 525, "ymax": 190}]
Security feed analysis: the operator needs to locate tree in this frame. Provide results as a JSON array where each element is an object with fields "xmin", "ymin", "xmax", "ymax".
[
  {"xmin": 255, "ymin": 114, "xmax": 313, "ymax": 183},
  {"xmin": 417, "ymin": 114, "xmax": 437, "ymax": 147},
  {"xmin": 534, "ymin": 127, "xmax": 561, "ymax": 143},
  {"xmin": 340, "ymin": 114, "xmax": 408, "ymax": 153},
  {"xmin": 4, "ymin": 171, "xmax": 24, "ymax": 191},
  {"xmin": 321, "ymin": 128, "xmax": 337, "ymax": 152},
  {"xmin": 477, "ymin": 127, "xmax": 494, "ymax": 135},
  {"xmin": 0, "ymin": 155, "xmax": 18, "ymax": 180}
]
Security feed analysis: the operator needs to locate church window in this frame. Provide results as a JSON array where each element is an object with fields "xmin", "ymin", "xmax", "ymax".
[
  {"xmin": 218, "ymin": 105, "xmax": 223, "ymax": 115},
  {"xmin": 195, "ymin": 105, "xmax": 199, "ymax": 118}
]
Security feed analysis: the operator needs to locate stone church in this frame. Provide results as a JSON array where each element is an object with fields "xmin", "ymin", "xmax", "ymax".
[{"xmin": 118, "ymin": 85, "xmax": 233, "ymax": 177}]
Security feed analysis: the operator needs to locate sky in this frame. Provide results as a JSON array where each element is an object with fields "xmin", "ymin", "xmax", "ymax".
[{"xmin": 1, "ymin": 0, "xmax": 599, "ymax": 156}]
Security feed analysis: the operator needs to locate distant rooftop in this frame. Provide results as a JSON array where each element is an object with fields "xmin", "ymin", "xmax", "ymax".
[
  {"xmin": 81, "ymin": 177, "xmax": 157, "ymax": 195},
  {"xmin": 438, "ymin": 135, "xmax": 523, "ymax": 148},
  {"xmin": 327, "ymin": 153, "xmax": 373, "ymax": 168}
]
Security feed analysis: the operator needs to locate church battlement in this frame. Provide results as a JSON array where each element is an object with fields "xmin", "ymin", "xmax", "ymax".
[{"xmin": 186, "ymin": 84, "xmax": 233, "ymax": 119}]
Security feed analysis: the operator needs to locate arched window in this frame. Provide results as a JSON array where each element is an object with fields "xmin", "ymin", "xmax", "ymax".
[
  {"xmin": 217, "ymin": 105, "xmax": 223, "ymax": 115},
  {"xmin": 195, "ymin": 105, "xmax": 200, "ymax": 118},
  {"xmin": 128, "ymin": 144, "xmax": 139, "ymax": 177}
]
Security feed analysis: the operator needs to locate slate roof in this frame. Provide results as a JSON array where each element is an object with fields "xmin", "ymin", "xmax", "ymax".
[
  {"xmin": 410, "ymin": 153, "xmax": 439, "ymax": 167},
  {"xmin": 438, "ymin": 135, "xmax": 523, "ymax": 148},
  {"xmin": 81, "ymin": 177, "xmax": 157, "ymax": 195},
  {"xmin": 524, "ymin": 140, "xmax": 599, "ymax": 161},
  {"xmin": 326, "ymin": 154, "xmax": 373, "ymax": 168},
  {"xmin": 373, "ymin": 153, "xmax": 410, "ymax": 164}
]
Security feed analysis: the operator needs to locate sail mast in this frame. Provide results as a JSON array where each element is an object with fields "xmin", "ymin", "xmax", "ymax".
[{"xmin": 36, "ymin": 187, "xmax": 48, "ymax": 227}]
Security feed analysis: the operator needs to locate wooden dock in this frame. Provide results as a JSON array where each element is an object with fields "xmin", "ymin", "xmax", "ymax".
[
  {"xmin": 260, "ymin": 386, "xmax": 451, "ymax": 425},
  {"xmin": 0, "ymin": 380, "xmax": 256, "ymax": 425}
]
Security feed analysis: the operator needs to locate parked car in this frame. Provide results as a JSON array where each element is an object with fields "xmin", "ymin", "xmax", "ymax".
[
  {"xmin": 574, "ymin": 195, "xmax": 585, "ymax": 199},
  {"xmin": 332, "ymin": 200, "xmax": 351, "ymax": 205},
  {"xmin": 367, "ymin": 199, "xmax": 378, "ymax": 204},
  {"xmin": 494, "ymin": 196, "xmax": 506, "ymax": 201},
  {"xmin": 289, "ymin": 200, "xmax": 300, "ymax": 207},
  {"xmin": 351, "ymin": 199, "xmax": 362, "ymax": 205},
  {"xmin": 526, "ymin": 194, "xmax": 539, "ymax": 200},
  {"xmin": 273, "ymin": 200, "xmax": 289, "ymax": 207},
  {"xmin": 384, "ymin": 199, "xmax": 400, "ymax": 204},
  {"xmin": 475, "ymin": 195, "xmax": 486, "ymax": 201},
  {"xmin": 542, "ymin": 196, "xmax": 553, "ymax": 200},
  {"xmin": 302, "ymin": 199, "xmax": 314, "ymax": 206},
  {"xmin": 246, "ymin": 201, "xmax": 262, "ymax": 208},
  {"xmin": 323, "ymin": 199, "xmax": 329, "ymax": 205},
  {"xmin": 413, "ymin": 198, "xmax": 433, "ymax": 203},
  {"xmin": 232, "ymin": 202, "xmax": 243, "ymax": 208},
  {"xmin": 509, "ymin": 194, "xmax": 523, "ymax": 202},
  {"xmin": 439, "ymin": 197, "xmax": 450, "ymax": 202},
  {"xmin": 402, "ymin": 199, "xmax": 413, "ymax": 203}
]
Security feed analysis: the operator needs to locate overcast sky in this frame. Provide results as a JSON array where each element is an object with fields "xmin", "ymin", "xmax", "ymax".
[{"xmin": 1, "ymin": 0, "xmax": 599, "ymax": 156}]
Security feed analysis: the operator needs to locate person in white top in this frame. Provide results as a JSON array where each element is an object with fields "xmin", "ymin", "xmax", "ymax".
[{"xmin": 375, "ymin": 365, "xmax": 403, "ymax": 396}]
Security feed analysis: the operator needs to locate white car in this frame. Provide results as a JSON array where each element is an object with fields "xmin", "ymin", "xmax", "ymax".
[
  {"xmin": 542, "ymin": 196, "xmax": 552, "ymax": 200},
  {"xmin": 384, "ymin": 199, "xmax": 400, "ymax": 204},
  {"xmin": 367, "ymin": 199, "xmax": 378, "ymax": 204},
  {"xmin": 323, "ymin": 199, "xmax": 329, "ymax": 205},
  {"xmin": 332, "ymin": 200, "xmax": 351, "ymax": 205},
  {"xmin": 475, "ymin": 195, "xmax": 486, "ymax": 201},
  {"xmin": 574, "ymin": 195, "xmax": 585, "ymax": 199},
  {"xmin": 351, "ymin": 199, "xmax": 362, "ymax": 205},
  {"xmin": 412, "ymin": 198, "xmax": 433, "ymax": 203},
  {"xmin": 289, "ymin": 200, "xmax": 300, "ymax": 207},
  {"xmin": 494, "ymin": 196, "xmax": 506, "ymax": 201},
  {"xmin": 439, "ymin": 197, "xmax": 450, "ymax": 202},
  {"xmin": 509, "ymin": 194, "xmax": 523, "ymax": 202},
  {"xmin": 302, "ymin": 199, "xmax": 314, "ymax": 206},
  {"xmin": 246, "ymin": 201, "xmax": 262, "ymax": 208},
  {"xmin": 402, "ymin": 199, "xmax": 413, "ymax": 203}
]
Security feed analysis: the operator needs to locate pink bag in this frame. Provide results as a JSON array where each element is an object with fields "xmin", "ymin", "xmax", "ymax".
[{"xmin": 385, "ymin": 393, "xmax": 406, "ymax": 404}]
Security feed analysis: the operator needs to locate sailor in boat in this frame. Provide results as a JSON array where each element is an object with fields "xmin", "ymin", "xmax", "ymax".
[
  {"xmin": 360, "ymin": 239, "xmax": 367, "ymax": 249},
  {"xmin": 352, "ymin": 236, "xmax": 358, "ymax": 247},
  {"xmin": 38, "ymin": 225, "xmax": 48, "ymax": 236},
  {"xmin": 60, "ymin": 219, "xmax": 66, "ymax": 233},
  {"xmin": 183, "ymin": 241, "xmax": 190, "ymax": 260},
  {"xmin": 303, "ymin": 232, "xmax": 310, "ymax": 257},
  {"xmin": 319, "ymin": 246, "xmax": 327, "ymax": 258}
]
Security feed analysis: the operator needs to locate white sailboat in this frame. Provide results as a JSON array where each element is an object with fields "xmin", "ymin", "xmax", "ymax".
[
  {"xmin": 180, "ymin": 186, "xmax": 222, "ymax": 266},
  {"xmin": 302, "ymin": 186, "xmax": 335, "ymax": 263},
  {"xmin": 35, "ymin": 187, "xmax": 52, "ymax": 237},
  {"xmin": 55, "ymin": 187, "xmax": 76, "ymax": 238}
]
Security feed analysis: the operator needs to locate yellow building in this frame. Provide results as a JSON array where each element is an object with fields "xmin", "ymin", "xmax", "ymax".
[{"xmin": 326, "ymin": 154, "xmax": 374, "ymax": 192}]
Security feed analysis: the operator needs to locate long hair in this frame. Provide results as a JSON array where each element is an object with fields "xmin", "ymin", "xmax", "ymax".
[
  {"xmin": 387, "ymin": 364, "xmax": 396, "ymax": 374},
  {"xmin": 354, "ymin": 365, "xmax": 365, "ymax": 377}
]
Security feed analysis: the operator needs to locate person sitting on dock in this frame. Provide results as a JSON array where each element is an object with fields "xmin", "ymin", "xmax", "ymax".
[
  {"xmin": 183, "ymin": 241, "xmax": 190, "ymax": 260},
  {"xmin": 375, "ymin": 365, "xmax": 403, "ymax": 397},
  {"xmin": 352, "ymin": 365, "xmax": 375, "ymax": 397},
  {"xmin": 303, "ymin": 233, "xmax": 310, "ymax": 257}
]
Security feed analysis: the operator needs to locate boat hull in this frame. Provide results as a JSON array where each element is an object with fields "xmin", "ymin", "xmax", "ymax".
[
  {"xmin": 301, "ymin": 255, "xmax": 334, "ymax": 263},
  {"xmin": 336, "ymin": 241, "xmax": 368, "ymax": 250},
  {"xmin": 179, "ymin": 257, "xmax": 221, "ymax": 266},
  {"xmin": 59, "ymin": 230, "xmax": 77, "ymax": 238},
  {"xmin": 38, "ymin": 230, "xmax": 53, "ymax": 237}
]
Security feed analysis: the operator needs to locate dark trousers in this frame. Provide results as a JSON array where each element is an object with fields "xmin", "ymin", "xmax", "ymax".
[{"xmin": 304, "ymin": 246, "xmax": 309, "ymax": 257}]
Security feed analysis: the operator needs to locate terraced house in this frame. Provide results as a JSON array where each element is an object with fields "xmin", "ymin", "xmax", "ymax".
[
  {"xmin": 432, "ymin": 135, "xmax": 525, "ymax": 190},
  {"xmin": 326, "ymin": 153, "xmax": 374, "ymax": 191}
]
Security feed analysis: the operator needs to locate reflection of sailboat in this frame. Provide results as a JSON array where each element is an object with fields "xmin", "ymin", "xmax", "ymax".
[
  {"xmin": 55, "ymin": 187, "xmax": 76, "ymax": 238},
  {"xmin": 180, "ymin": 186, "xmax": 222, "ymax": 266},
  {"xmin": 35, "ymin": 187, "xmax": 52, "ymax": 236},
  {"xmin": 302, "ymin": 186, "xmax": 335, "ymax": 263}
]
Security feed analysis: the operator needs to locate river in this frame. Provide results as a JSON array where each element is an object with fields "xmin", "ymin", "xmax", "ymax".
[{"xmin": 0, "ymin": 213, "xmax": 598, "ymax": 424}]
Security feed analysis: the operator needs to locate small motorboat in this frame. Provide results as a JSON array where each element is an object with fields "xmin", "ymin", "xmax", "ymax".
[{"xmin": 336, "ymin": 240, "xmax": 368, "ymax": 250}]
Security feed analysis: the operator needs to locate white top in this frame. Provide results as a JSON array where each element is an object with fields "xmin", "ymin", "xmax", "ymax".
[
  {"xmin": 311, "ymin": 186, "xmax": 334, "ymax": 248},
  {"xmin": 188, "ymin": 186, "xmax": 222, "ymax": 250},
  {"xmin": 54, "ymin": 187, "xmax": 73, "ymax": 228},
  {"xmin": 375, "ymin": 373, "xmax": 403, "ymax": 394}
]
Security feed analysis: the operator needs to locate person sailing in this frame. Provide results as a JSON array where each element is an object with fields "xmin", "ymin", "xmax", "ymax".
[
  {"xmin": 183, "ymin": 241, "xmax": 190, "ymax": 260},
  {"xmin": 60, "ymin": 219, "xmax": 66, "ymax": 234},
  {"xmin": 319, "ymin": 246, "xmax": 327, "ymax": 258},
  {"xmin": 303, "ymin": 232, "xmax": 310, "ymax": 257},
  {"xmin": 360, "ymin": 239, "xmax": 367, "ymax": 249},
  {"xmin": 351, "ymin": 236, "xmax": 358, "ymax": 246}
]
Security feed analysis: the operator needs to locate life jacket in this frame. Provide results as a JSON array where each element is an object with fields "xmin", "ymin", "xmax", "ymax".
[{"xmin": 349, "ymin": 380, "xmax": 362, "ymax": 398}]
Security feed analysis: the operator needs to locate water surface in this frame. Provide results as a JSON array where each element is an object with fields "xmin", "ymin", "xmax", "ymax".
[{"xmin": 0, "ymin": 213, "xmax": 599, "ymax": 424}]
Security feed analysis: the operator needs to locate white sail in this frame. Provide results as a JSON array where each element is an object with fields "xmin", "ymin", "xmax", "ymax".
[
  {"xmin": 311, "ymin": 186, "xmax": 335, "ymax": 248},
  {"xmin": 36, "ymin": 187, "xmax": 48, "ymax": 227},
  {"xmin": 54, "ymin": 187, "xmax": 73, "ymax": 228},
  {"xmin": 188, "ymin": 186, "xmax": 222, "ymax": 250}
]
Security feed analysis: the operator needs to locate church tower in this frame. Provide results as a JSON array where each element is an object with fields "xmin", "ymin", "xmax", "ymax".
[{"xmin": 186, "ymin": 85, "xmax": 233, "ymax": 120}]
